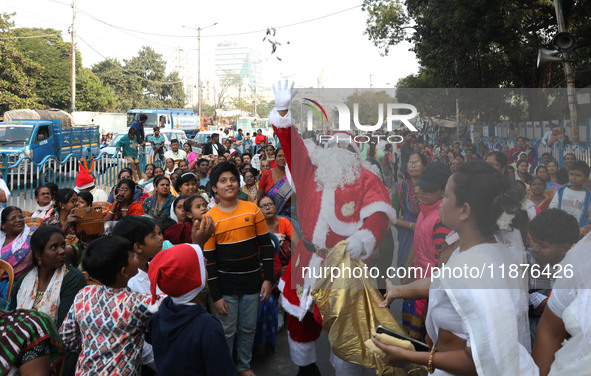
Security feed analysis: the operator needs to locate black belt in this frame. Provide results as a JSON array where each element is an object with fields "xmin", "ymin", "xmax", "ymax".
[{"xmin": 302, "ymin": 237, "xmax": 327, "ymax": 258}]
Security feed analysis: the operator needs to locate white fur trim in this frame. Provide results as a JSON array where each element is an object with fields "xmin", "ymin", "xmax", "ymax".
[
  {"xmin": 148, "ymin": 301, "xmax": 161, "ymax": 313},
  {"xmin": 288, "ymin": 333, "xmax": 317, "ymax": 366},
  {"xmin": 330, "ymin": 351, "xmax": 366, "ymax": 375},
  {"xmin": 281, "ymin": 291, "xmax": 307, "ymax": 320},
  {"xmin": 313, "ymin": 188, "xmax": 396, "ymax": 245},
  {"xmin": 269, "ymin": 108, "xmax": 293, "ymax": 129},
  {"xmin": 359, "ymin": 201, "xmax": 397, "ymax": 225},
  {"xmin": 346, "ymin": 229, "xmax": 377, "ymax": 260}
]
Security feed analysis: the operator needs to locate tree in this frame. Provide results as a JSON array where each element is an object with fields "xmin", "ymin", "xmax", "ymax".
[
  {"xmin": 344, "ymin": 90, "xmax": 395, "ymax": 125},
  {"xmin": 9, "ymin": 24, "xmax": 117, "ymax": 111},
  {"xmin": 363, "ymin": 0, "xmax": 591, "ymax": 89},
  {"xmin": 0, "ymin": 13, "xmax": 42, "ymax": 113},
  {"xmin": 93, "ymin": 46, "xmax": 186, "ymax": 110}
]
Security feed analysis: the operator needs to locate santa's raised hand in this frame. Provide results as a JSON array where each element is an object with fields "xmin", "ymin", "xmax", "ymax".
[{"xmin": 272, "ymin": 79, "xmax": 297, "ymax": 110}]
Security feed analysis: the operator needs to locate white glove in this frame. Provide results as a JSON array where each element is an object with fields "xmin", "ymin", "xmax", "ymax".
[
  {"xmin": 345, "ymin": 236, "xmax": 364, "ymax": 260},
  {"xmin": 272, "ymin": 79, "xmax": 297, "ymax": 110}
]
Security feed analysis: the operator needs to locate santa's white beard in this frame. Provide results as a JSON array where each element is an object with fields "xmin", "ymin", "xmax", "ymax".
[{"xmin": 306, "ymin": 145, "xmax": 381, "ymax": 191}]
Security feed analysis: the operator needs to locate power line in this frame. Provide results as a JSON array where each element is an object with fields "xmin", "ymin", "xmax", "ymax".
[
  {"xmin": 77, "ymin": 34, "xmax": 184, "ymax": 85},
  {"xmin": 74, "ymin": 4, "xmax": 362, "ymax": 38}
]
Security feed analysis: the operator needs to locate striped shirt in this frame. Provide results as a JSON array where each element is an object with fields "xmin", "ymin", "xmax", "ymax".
[{"xmin": 204, "ymin": 200, "xmax": 274, "ymax": 301}]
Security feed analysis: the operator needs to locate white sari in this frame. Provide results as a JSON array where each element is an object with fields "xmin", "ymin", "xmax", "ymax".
[
  {"xmin": 427, "ymin": 239, "xmax": 538, "ymax": 376},
  {"xmin": 547, "ymin": 232, "xmax": 591, "ymax": 374}
]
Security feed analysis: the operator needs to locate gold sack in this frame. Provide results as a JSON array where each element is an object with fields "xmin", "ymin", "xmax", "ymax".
[{"xmin": 311, "ymin": 241, "xmax": 407, "ymax": 376}]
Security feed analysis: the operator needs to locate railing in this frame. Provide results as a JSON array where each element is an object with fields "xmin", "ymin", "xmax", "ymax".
[
  {"xmin": 0, "ymin": 138, "xmax": 277, "ymax": 211},
  {"xmin": 1, "ymin": 147, "xmax": 158, "ymax": 211},
  {"xmin": 476, "ymin": 136, "xmax": 591, "ymax": 169}
]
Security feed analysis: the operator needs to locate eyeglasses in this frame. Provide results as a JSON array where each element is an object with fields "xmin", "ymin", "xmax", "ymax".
[
  {"xmin": 245, "ymin": 175, "xmax": 255, "ymax": 179},
  {"xmin": 117, "ymin": 188, "xmax": 131, "ymax": 193},
  {"xmin": 407, "ymin": 161, "xmax": 423, "ymax": 167},
  {"xmin": 6, "ymin": 215, "xmax": 25, "ymax": 222},
  {"xmin": 260, "ymin": 203, "xmax": 275, "ymax": 209}
]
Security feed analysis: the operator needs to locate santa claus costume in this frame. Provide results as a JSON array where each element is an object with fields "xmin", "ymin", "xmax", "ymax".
[{"xmin": 269, "ymin": 81, "xmax": 396, "ymax": 376}]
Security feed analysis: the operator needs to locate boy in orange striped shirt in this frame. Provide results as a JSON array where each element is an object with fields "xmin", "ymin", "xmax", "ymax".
[{"xmin": 204, "ymin": 162, "xmax": 274, "ymax": 376}]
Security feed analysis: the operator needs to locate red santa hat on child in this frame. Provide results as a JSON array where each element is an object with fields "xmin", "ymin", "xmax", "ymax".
[
  {"xmin": 74, "ymin": 163, "xmax": 95, "ymax": 192},
  {"xmin": 324, "ymin": 131, "xmax": 361, "ymax": 154},
  {"xmin": 148, "ymin": 243, "xmax": 207, "ymax": 312}
]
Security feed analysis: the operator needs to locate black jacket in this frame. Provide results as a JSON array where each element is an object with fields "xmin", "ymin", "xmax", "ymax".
[
  {"xmin": 203, "ymin": 142, "xmax": 224, "ymax": 156},
  {"xmin": 146, "ymin": 297, "xmax": 237, "ymax": 376}
]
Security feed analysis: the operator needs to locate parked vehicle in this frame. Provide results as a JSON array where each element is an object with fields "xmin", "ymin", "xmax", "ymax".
[
  {"xmin": 0, "ymin": 109, "xmax": 100, "ymax": 170},
  {"xmin": 72, "ymin": 111, "xmax": 127, "ymax": 135},
  {"xmin": 127, "ymin": 109, "xmax": 200, "ymax": 138}
]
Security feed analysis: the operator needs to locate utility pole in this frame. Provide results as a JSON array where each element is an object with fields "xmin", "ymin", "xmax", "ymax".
[
  {"xmin": 198, "ymin": 27, "xmax": 202, "ymax": 121},
  {"xmin": 70, "ymin": 0, "xmax": 76, "ymax": 113},
  {"xmin": 184, "ymin": 22, "xmax": 217, "ymax": 127},
  {"xmin": 553, "ymin": 0, "xmax": 579, "ymax": 144}
]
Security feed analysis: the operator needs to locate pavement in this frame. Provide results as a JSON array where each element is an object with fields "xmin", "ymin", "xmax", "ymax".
[
  {"xmin": 252, "ymin": 300, "xmax": 403, "ymax": 376},
  {"xmin": 252, "ymin": 228, "xmax": 403, "ymax": 376}
]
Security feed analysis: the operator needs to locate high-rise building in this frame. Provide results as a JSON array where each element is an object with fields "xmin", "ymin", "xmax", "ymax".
[{"xmin": 215, "ymin": 41, "xmax": 263, "ymax": 97}]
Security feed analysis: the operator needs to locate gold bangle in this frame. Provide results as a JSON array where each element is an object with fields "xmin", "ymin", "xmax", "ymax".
[{"xmin": 428, "ymin": 347, "xmax": 437, "ymax": 374}]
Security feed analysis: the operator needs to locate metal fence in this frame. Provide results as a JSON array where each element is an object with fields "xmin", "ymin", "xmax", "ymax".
[
  {"xmin": 1, "ymin": 149, "xmax": 155, "ymax": 211},
  {"xmin": 0, "ymin": 136, "xmax": 280, "ymax": 211}
]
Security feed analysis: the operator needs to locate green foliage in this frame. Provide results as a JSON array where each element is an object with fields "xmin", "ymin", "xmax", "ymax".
[
  {"xmin": 363, "ymin": 0, "xmax": 591, "ymax": 89},
  {"xmin": 0, "ymin": 13, "xmax": 42, "ymax": 114},
  {"xmin": 0, "ymin": 39, "xmax": 42, "ymax": 114},
  {"xmin": 93, "ymin": 46, "xmax": 186, "ymax": 110},
  {"xmin": 344, "ymin": 90, "xmax": 395, "ymax": 125}
]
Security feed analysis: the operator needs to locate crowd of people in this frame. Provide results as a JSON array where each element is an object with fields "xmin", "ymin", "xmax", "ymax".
[{"xmin": 1, "ymin": 82, "xmax": 590, "ymax": 376}]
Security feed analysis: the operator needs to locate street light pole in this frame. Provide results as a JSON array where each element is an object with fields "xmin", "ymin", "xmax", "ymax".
[
  {"xmin": 184, "ymin": 23, "xmax": 217, "ymax": 128},
  {"xmin": 198, "ymin": 26, "xmax": 202, "ymax": 124},
  {"xmin": 553, "ymin": 0, "xmax": 579, "ymax": 144}
]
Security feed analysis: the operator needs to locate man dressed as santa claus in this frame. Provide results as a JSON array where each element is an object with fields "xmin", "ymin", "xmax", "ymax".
[{"xmin": 269, "ymin": 80, "xmax": 396, "ymax": 376}]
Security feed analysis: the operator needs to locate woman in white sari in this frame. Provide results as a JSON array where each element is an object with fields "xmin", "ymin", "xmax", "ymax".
[
  {"xmin": 533, "ymin": 231, "xmax": 591, "ymax": 375},
  {"xmin": 375, "ymin": 160, "xmax": 537, "ymax": 375}
]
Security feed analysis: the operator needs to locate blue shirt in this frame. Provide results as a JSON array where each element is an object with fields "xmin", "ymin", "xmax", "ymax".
[
  {"xmin": 130, "ymin": 121, "xmax": 145, "ymax": 144},
  {"xmin": 148, "ymin": 135, "xmax": 165, "ymax": 146}
]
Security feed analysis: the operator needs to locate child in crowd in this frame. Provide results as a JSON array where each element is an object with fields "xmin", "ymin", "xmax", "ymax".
[
  {"xmin": 76, "ymin": 191, "xmax": 93, "ymax": 209},
  {"xmin": 59, "ymin": 236, "xmax": 162, "ymax": 376},
  {"xmin": 148, "ymin": 127, "xmax": 165, "ymax": 162},
  {"xmin": 110, "ymin": 216, "xmax": 167, "ymax": 374},
  {"xmin": 170, "ymin": 194, "xmax": 188, "ymax": 223},
  {"xmin": 164, "ymin": 194, "xmax": 208, "ymax": 244},
  {"xmin": 548, "ymin": 160, "xmax": 591, "ymax": 226},
  {"xmin": 527, "ymin": 208, "xmax": 579, "ymax": 342},
  {"xmin": 117, "ymin": 127, "xmax": 141, "ymax": 181},
  {"xmin": 146, "ymin": 239, "xmax": 236, "ymax": 376},
  {"xmin": 204, "ymin": 162, "xmax": 275, "ymax": 376}
]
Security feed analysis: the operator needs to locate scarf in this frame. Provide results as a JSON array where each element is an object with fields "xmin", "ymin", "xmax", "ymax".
[
  {"xmin": 17, "ymin": 265, "xmax": 66, "ymax": 323},
  {"xmin": 31, "ymin": 203, "xmax": 53, "ymax": 219},
  {"xmin": 0, "ymin": 225, "xmax": 31, "ymax": 256}
]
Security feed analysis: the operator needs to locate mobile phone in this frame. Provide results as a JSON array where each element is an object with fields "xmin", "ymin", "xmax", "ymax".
[
  {"xmin": 116, "ymin": 194, "xmax": 125, "ymax": 202},
  {"xmin": 376, "ymin": 325, "xmax": 430, "ymax": 352}
]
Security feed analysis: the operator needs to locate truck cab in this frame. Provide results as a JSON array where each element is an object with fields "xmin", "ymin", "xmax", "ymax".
[
  {"xmin": 128, "ymin": 109, "xmax": 202, "ymax": 139},
  {"xmin": 0, "ymin": 120, "xmax": 60, "ymax": 165}
]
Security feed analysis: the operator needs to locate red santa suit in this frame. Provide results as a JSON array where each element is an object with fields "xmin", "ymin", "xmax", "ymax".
[{"xmin": 269, "ymin": 109, "xmax": 396, "ymax": 371}]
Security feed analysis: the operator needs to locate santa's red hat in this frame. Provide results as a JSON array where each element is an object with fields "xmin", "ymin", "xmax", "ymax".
[
  {"xmin": 74, "ymin": 163, "xmax": 95, "ymax": 192},
  {"xmin": 324, "ymin": 131, "xmax": 361, "ymax": 154},
  {"xmin": 148, "ymin": 244, "xmax": 206, "ymax": 312}
]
